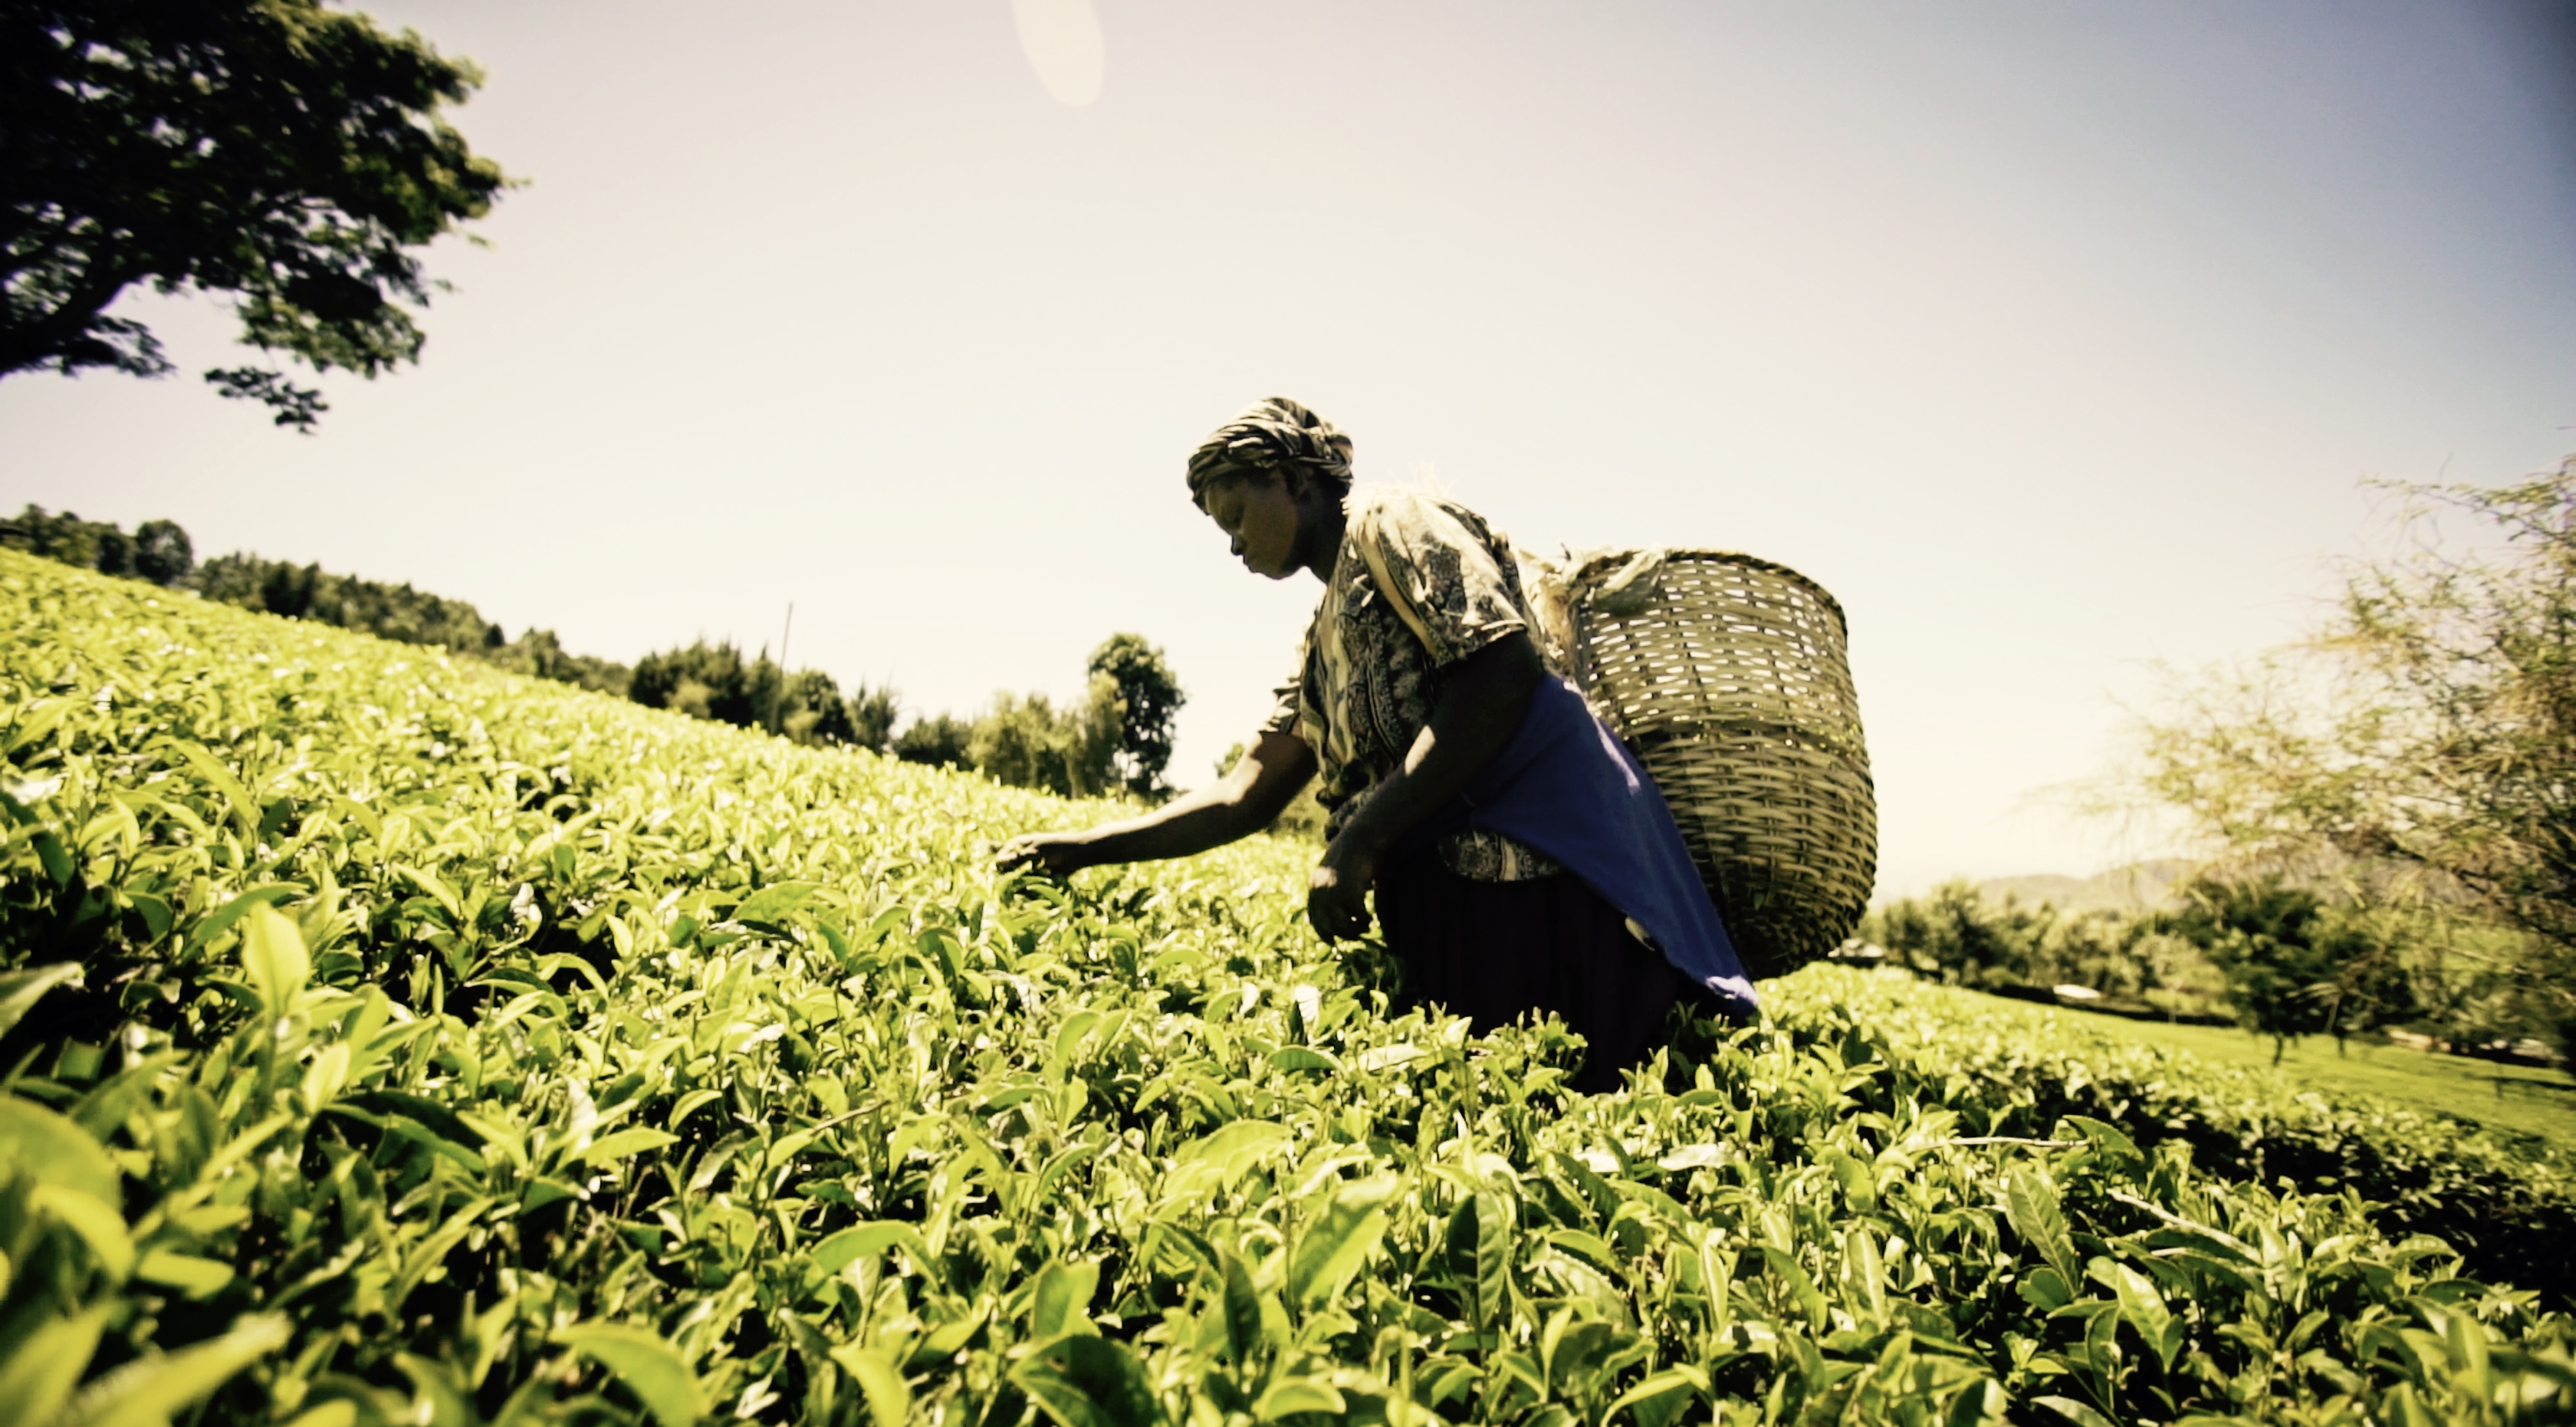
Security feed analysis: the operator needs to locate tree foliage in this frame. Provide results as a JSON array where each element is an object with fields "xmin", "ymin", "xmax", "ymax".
[
  {"xmin": 2, "ymin": 0, "xmax": 509, "ymax": 429},
  {"xmin": 196, "ymin": 548, "xmax": 629, "ymax": 693},
  {"xmin": 1872, "ymin": 881, "xmax": 2057, "ymax": 991},
  {"xmin": 892, "ymin": 712, "xmax": 973, "ymax": 770},
  {"xmin": 2126, "ymin": 456, "xmax": 2576, "ymax": 1034},
  {"xmin": 847, "ymin": 682, "xmax": 899, "ymax": 755},
  {"xmin": 1086, "ymin": 632, "xmax": 1184, "ymax": 798},
  {"xmin": 2164, "ymin": 878, "xmax": 2414, "ymax": 1063},
  {"xmin": 199, "ymin": 550, "xmax": 501, "ymax": 651},
  {"xmin": 968, "ymin": 679, "xmax": 1124, "ymax": 800},
  {"xmin": 0, "ymin": 503, "xmax": 191, "ymax": 586},
  {"xmin": 779, "ymin": 669, "xmax": 854, "ymax": 746}
]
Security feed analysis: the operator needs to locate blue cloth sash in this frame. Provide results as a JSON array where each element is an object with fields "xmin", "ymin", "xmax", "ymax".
[{"xmin": 1434, "ymin": 675, "xmax": 1759, "ymax": 1020}]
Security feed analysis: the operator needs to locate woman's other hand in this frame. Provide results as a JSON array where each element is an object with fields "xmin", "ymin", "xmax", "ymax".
[
  {"xmin": 1307, "ymin": 838, "xmax": 1378, "ymax": 941},
  {"xmin": 996, "ymin": 832, "xmax": 1091, "ymax": 878}
]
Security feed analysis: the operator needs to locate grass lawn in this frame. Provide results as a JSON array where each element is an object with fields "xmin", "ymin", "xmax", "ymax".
[{"xmin": 2027, "ymin": 1000, "xmax": 2576, "ymax": 1150}]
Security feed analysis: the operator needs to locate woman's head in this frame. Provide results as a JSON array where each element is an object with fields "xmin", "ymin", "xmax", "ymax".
[
  {"xmin": 1188, "ymin": 398, "xmax": 1354, "ymax": 580},
  {"xmin": 1186, "ymin": 397, "xmax": 1354, "ymax": 510}
]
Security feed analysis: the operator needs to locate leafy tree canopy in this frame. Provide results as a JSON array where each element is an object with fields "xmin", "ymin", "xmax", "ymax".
[
  {"xmin": 2124, "ymin": 456, "xmax": 2576, "ymax": 1031},
  {"xmin": 892, "ymin": 712, "xmax": 973, "ymax": 771},
  {"xmin": 1086, "ymin": 632, "xmax": 1184, "ymax": 799},
  {"xmin": 848, "ymin": 683, "xmax": 899, "ymax": 755},
  {"xmin": 969, "ymin": 679, "xmax": 1123, "ymax": 800},
  {"xmin": 2, "ymin": 503, "xmax": 191, "ymax": 585},
  {"xmin": 2, "ymin": 0, "xmax": 510, "ymax": 429}
]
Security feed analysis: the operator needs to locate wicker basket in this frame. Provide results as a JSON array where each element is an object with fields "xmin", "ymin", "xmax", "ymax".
[{"xmin": 1524, "ymin": 548, "xmax": 1877, "ymax": 981}]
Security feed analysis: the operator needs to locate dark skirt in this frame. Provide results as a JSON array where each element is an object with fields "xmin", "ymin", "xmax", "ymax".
[{"xmin": 1374, "ymin": 852, "xmax": 1686, "ymax": 1093}]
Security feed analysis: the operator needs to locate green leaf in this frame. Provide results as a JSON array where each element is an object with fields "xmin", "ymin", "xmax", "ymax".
[
  {"xmin": 668, "ymin": 1088, "xmax": 725, "ymax": 1129},
  {"xmin": 810, "ymin": 1221, "xmax": 936, "ymax": 1278},
  {"xmin": 579, "ymin": 1128, "xmax": 678, "ymax": 1168},
  {"xmin": 1606, "ymin": 1366, "xmax": 1707, "ymax": 1422},
  {"xmin": 1265, "ymin": 1047, "xmax": 1339, "ymax": 1074},
  {"xmin": 392, "ymin": 1354, "xmax": 476, "ymax": 1427},
  {"xmin": 0, "ymin": 1096, "xmax": 122, "ymax": 1205},
  {"xmin": 2060, "ymin": 1116, "xmax": 2141, "ymax": 1167},
  {"xmin": 827, "ymin": 1344, "xmax": 910, "ymax": 1427},
  {"xmin": 1286, "ymin": 1177, "xmax": 1392, "ymax": 1310},
  {"xmin": 1251, "ymin": 1379, "xmax": 1345, "ymax": 1419},
  {"xmin": 1756, "ymin": 1246, "xmax": 1830, "ymax": 1333},
  {"xmin": 29, "ymin": 1185, "xmax": 133, "ymax": 1279},
  {"xmin": 1218, "ymin": 1253, "xmax": 1265, "ymax": 1366},
  {"xmin": 124, "ymin": 893, "xmax": 173, "ymax": 940},
  {"xmin": 31, "ymin": 830, "xmax": 72, "ymax": 886},
  {"xmin": 238, "ymin": 903, "xmax": 310, "ymax": 1012},
  {"xmin": 0, "ymin": 964, "xmax": 80, "ymax": 1046},
  {"xmin": 58, "ymin": 1312, "xmax": 288, "ymax": 1427},
  {"xmin": 1030, "ymin": 1258, "xmax": 1100, "ymax": 1338},
  {"xmin": 2033, "ymin": 1396, "xmax": 2118, "ymax": 1427},
  {"xmin": 2110, "ymin": 1261, "xmax": 2180, "ymax": 1371},
  {"xmin": 163, "ymin": 741, "xmax": 261, "ymax": 832},
  {"xmin": 134, "ymin": 1250, "xmax": 236, "ymax": 1298},
  {"xmin": 0, "ymin": 1306, "xmax": 107, "ymax": 1427},
  {"xmin": 1, "ymin": 701, "xmax": 70, "ymax": 761},
  {"xmin": 2005, "ymin": 1166, "xmax": 2078, "ymax": 1284},
  {"xmin": 1447, "ymin": 1192, "xmax": 1513, "ymax": 1330},
  {"xmin": 555, "ymin": 1323, "xmax": 705, "ymax": 1427},
  {"xmin": 733, "ymin": 881, "xmax": 822, "ymax": 927},
  {"xmin": 1009, "ymin": 1334, "xmax": 1161, "ymax": 1427},
  {"xmin": 186, "ymin": 885, "xmax": 301, "ymax": 952},
  {"xmin": 1178, "ymin": 1120, "xmax": 1290, "ymax": 1190}
]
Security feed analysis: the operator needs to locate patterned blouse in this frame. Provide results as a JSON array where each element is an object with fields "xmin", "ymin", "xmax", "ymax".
[{"xmin": 1261, "ymin": 488, "xmax": 1565, "ymax": 882}]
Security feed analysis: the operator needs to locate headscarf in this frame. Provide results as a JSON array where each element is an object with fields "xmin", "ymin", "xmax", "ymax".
[{"xmin": 1185, "ymin": 397, "xmax": 1355, "ymax": 505}]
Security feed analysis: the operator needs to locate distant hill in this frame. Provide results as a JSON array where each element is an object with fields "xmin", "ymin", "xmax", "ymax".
[{"xmin": 1976, "ymin": 859, "xmax": 2195, "ymax": 913}]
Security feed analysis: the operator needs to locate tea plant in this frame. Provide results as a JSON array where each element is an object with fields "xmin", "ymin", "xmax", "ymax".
[{"xmin": 0, "ymin": 549, "xmax": 2570, "ymax": 1425}]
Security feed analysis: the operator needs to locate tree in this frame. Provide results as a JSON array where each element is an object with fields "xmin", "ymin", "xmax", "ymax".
[
  {"xmin": 892, "ymin": 713, "xmax": 974, "ymax": 771},
  {"xmin": 0, "ymin": 503, "xmax": 110, "ymax": 568},
  {"xmin": 968, "ymin": 678, "xmax": 1123, "ymax": 798},
  {"xmin": 2164, "ymin": 879, "xmax": 2354, "ymax": 1064},
  {"xmin": 1086, "ymin": 633, "xmax": 1185, "ymax": 798},
  {"xmin": 131, "ymin": 518, "xmax": 192, "ymax": 585},
  {"xmin": 848, "ymin": 683, "xmax": 899, "ymax": 754},
  {"xmin": 1870, "ymin": 880, "xmax": 2055, "ymax": 989},
  {"xmin": 2, "ymin": 0, "xmax": 509, "ymax": 430},
  {"xmin": 630, "ymin": 641, "xmax": 757, "ymax": 727},
  {"xmin": 491, "ymin": 628, "xmax": 629, "ymax": 697},
  {"xmin": 2124, "ymin": 456, "xmax": 2576, "ymax": 1041},
  {"xmin": 780, "ymin": 669, "xmax": 856, "ymax": 746}
]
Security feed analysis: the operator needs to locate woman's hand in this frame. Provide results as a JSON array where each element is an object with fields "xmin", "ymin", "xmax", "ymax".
[
  {"xmin": 1307, "ymin": 837, "xmax": 1378, "ymax": 942},
  {"xmin": 995, "ymin": 832, "xmax": 1092, "ymax": 878}
]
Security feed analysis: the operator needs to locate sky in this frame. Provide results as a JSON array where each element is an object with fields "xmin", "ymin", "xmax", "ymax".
[{"xmin": 6, "ymin": 0, "xmax": 2572, "ymax": 897}]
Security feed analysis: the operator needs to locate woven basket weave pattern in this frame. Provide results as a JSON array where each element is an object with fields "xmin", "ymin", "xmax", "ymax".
[{"xmin": 1563, "ymin": 551, "xmax": 1877, "ymax": 981}]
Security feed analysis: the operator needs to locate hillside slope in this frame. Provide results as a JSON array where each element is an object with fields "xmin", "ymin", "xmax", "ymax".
[
  {"xmin": 0, "ymin": 551, "xmax": 2568, "ymax": 1426},
  {"xmin": 1976, "ymin": 860, "xmax": 2194, "ymax": 913}
]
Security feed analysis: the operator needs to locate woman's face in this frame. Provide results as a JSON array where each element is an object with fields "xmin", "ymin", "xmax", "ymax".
[{"xmin": 1203, "ymin": 471, "xmax": 1303, "ymax": 580}]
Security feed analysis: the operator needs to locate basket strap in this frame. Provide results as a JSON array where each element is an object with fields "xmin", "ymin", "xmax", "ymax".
[{"xmin": 1349, "ymin": 504, "xmax": 1444, "ymax": 659}]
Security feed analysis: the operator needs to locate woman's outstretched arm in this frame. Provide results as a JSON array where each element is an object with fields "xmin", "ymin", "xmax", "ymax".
[{"xmin": 995, "ymin": 728, "xmax": 1318, "ymax": 875}]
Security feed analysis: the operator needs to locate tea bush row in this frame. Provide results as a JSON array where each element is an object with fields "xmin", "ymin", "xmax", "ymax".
[{"xmin": 1, "ymin": 550, "xmax": 2570, "ymax": 1427}]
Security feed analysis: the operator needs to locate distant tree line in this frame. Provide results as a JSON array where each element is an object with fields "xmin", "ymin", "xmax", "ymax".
[
  {"xmin": 1862, "ymin": 875, "xmax": 2560, "ymax": 1067},
  {"xmin": 192, "ymin": 551, "xmax": 631, "ymax": 695},
  {"xmin": 1, "ymin": 505, "xmax": 196, "ymax": 586},
  {"xmin": 3, "ymin": 506, "xmax": 1189, "ymax": 802}
]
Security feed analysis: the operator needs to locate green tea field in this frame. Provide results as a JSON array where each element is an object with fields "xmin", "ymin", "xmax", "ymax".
[
  {"xmin": 4, "ymin": 548, "xmax": 2573, "ymax": 1427},
  {"xmin": 2029, "ymin": 1008, "xmax": 2576, "ymax": 1155}
]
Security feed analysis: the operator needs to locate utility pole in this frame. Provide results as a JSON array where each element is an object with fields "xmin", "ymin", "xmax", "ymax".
[{"xmin": 771, "ymin": 602, "xmax": 794, "ymax": 734}]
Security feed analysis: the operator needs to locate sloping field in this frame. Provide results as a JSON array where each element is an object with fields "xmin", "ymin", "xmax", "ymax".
[
  {"xmin": 2037, "ymin": 1005, "xmax": 2576, "ymax": 1152},
  {"xmin": 2, "ymin": 548, "xmax": 2571, "ymax": 1427}
]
